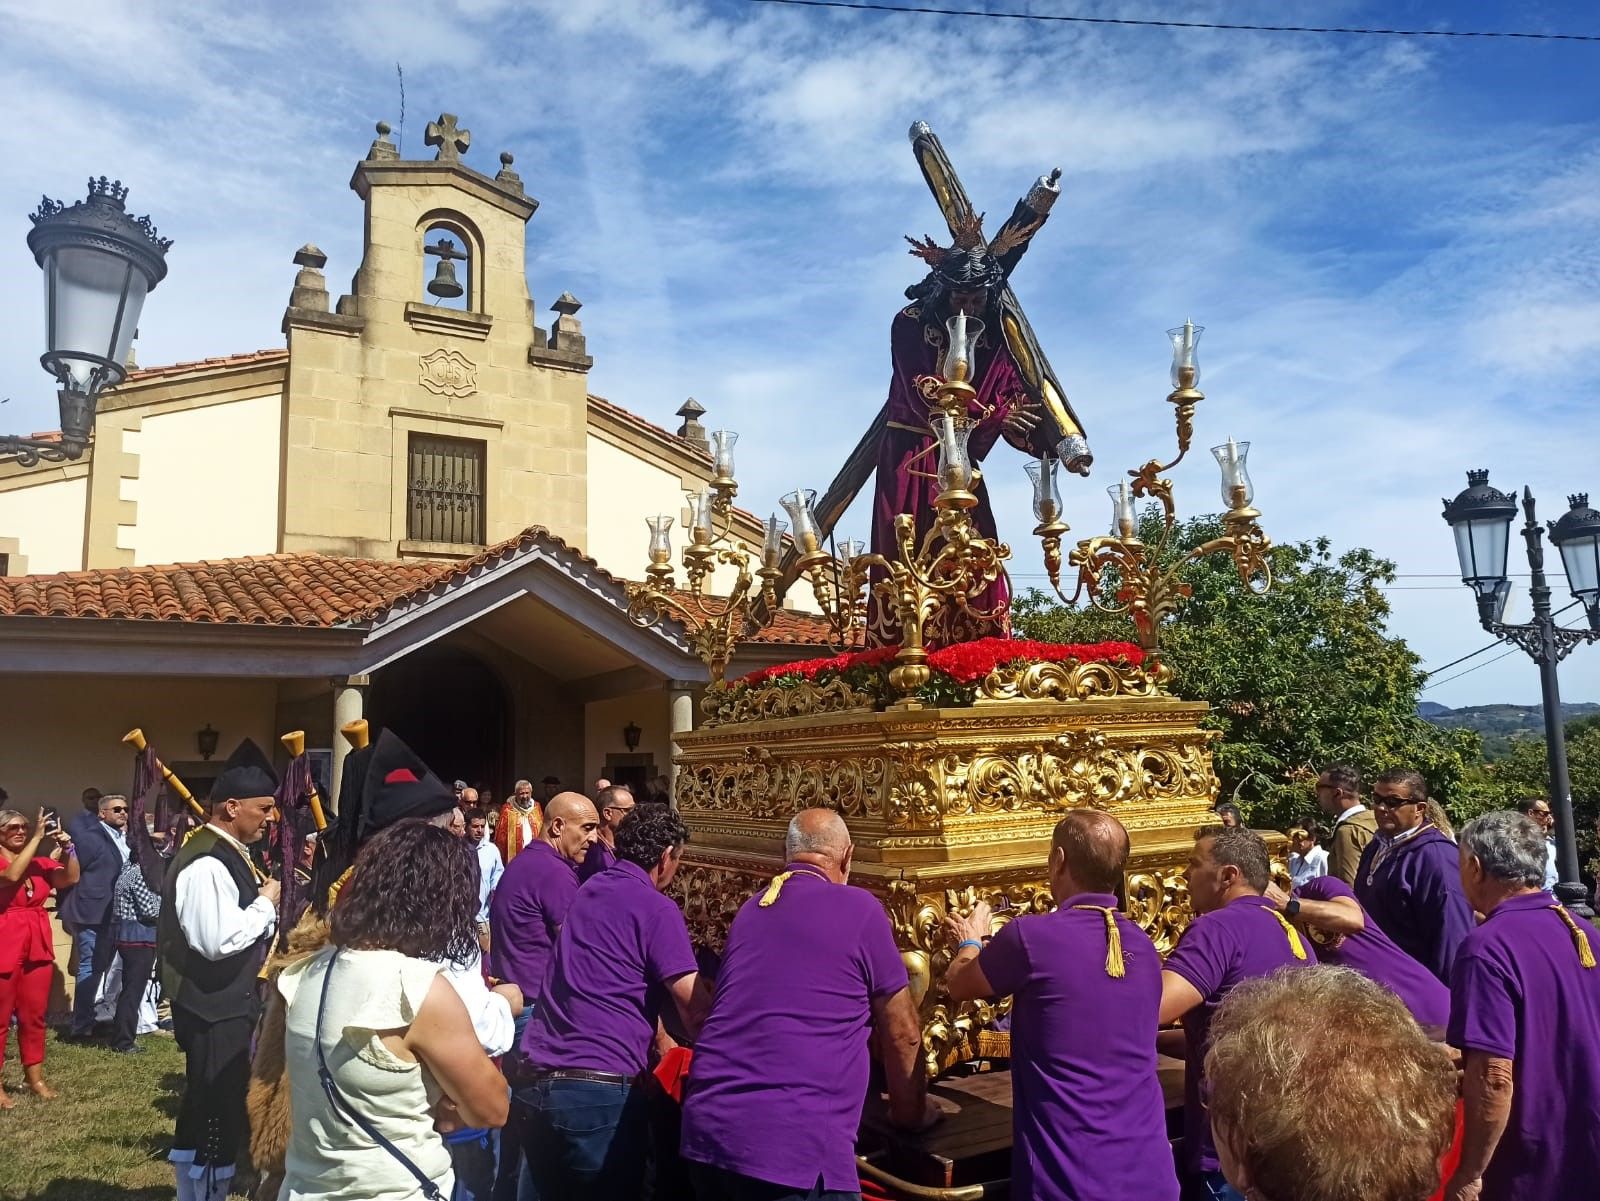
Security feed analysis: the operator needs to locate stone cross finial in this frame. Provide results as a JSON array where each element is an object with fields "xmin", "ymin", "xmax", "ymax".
[{"xmin": 425, "ymin": 113, "xmax": 471, "ymax": 162}]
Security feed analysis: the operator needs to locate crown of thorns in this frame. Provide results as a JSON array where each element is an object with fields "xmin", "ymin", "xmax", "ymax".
[{"xmin": 906, "ymin": 209, "xmax": 1033, "ymax": 267}]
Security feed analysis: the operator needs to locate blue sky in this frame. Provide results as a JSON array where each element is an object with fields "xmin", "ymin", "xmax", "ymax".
[{"xmin": 1, "ymin": 0, "xmax": 1598, "ymax": 708}]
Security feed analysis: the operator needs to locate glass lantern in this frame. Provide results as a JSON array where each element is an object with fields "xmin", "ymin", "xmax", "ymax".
[
  {"xmin": 1550, "ymin": 493, "xmax": 1600, "ymax": 623},
  {"xmin": 1025, "ymin": 456, "xmax": 1063, "ymax": 526},
  {"xmin": 711, "ymin": 429, "xmax": 738, "ymax": 483},
  {"xmin": 836, "ymin": 538, "xmax": 866, "ymax": 565},
  {"xmin": 1212, "ymin": 438, "xmax": 1253, "ymax": 509},
  {"xmin": 1441, "ymin": 470, "xmax": 1518, "ymax": 618},
  {"xmin": 1108, "ymin": 482, "xmax": 1136, "ymax": 538},
  {"xmin": 1168, "ymin": 319, "xmax": 1203, "ymax": 391},
  {"xmin": 646, "ymin": 515, "xmax": 674, "ymax": 567},
  {"xmin": 935, "ymin": 413, "xmax": 975, "ymax": 493},
  {"xmin": 761, "ymin": 514, "xmax": 788, "ymax": 571},
  {"xmin": 943, "ymin": 313, "xmax": 985, "ymax": 383},
  {"xmin": 780, "ymin": 488, "xmax": 823, "ymax": 555},
  {"xmin": 685, "ymin": 489, "xmax": 715, "ymax": 544}
]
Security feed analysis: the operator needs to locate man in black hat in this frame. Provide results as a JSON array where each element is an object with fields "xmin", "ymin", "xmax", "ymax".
[{"xmin": 157, "ymin": 739, "xmax": 280, "ymax": 1201}]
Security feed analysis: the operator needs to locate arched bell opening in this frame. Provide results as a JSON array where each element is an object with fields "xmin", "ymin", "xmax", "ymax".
[{"xmin": 419, "ymin": 215, "xmax": 478, "ymax": 312}]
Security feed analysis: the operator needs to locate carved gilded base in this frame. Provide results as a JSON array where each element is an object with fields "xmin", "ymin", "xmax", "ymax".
[{"xmin": 672, "ymin": 693, "xmax": 1224, "ymax": 1076}]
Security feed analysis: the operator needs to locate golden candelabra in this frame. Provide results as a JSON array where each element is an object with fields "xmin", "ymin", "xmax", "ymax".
[
  {"xmin": 1032, "ymin": 321, "xmax": 1273, "ymax": 669},
  {"xmin": 624, "ymin": 431, "xmax": 788, "ymax": 683}
]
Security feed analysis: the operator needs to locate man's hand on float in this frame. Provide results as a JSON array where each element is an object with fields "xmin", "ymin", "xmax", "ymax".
[{"xmin": 944, "ymin": 899, "xmax": 993, "ymax": 948}]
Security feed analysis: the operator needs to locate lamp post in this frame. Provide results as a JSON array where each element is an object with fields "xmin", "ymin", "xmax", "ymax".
[
  {"xmin": 2, "ymin": 178, "xmax": 172, "ymax": 468},
  {"xmin": 1443, "ymin": 471, "xmax": 1600, "ymax": 916}
]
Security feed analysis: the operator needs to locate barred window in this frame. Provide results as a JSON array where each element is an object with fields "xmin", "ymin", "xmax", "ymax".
[{"xmin": 407, "ymin": 433, "xmax": 485, "ymax": 545}]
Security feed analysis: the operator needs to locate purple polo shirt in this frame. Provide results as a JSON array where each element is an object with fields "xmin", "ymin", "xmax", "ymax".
[
  {"xmin": 577, "ymin": 837, "xmax": 616, "ymax": 883},
  {"xmin": 1353, "ymin": 824, "xmax": 1473, "ymax": 984},
  {"xmin": 976, "ymin": 894, "xmax": 1178, "ymax": 1201},
  {"xmin": 1164, "ymin": 893, "xmax": 1317, "ymax": 1174},
  {"xmin": 680, "ymin": 865, "xmax": 908, "ymax": 1193},
  {"xmin": 1448, "ymin": 891, "xmax": 1600, "ymax": 1200},
  {"xmin": 1296, "ymin": 876, "xmax": 1449, "ymax": 1031},
  {"xmin": 522, "ymin": 858, "xmax": 697, "ymax": 1077},
  {"xmin": 486, "ymin": 839, "xmax": 578, "ymax": 1001}
]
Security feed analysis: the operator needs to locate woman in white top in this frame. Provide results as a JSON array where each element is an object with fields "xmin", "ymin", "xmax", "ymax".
[
  {"xmin": 1287, "ymin": 823, "xmax": 1330, "ymax": 888},
  {"xmin": 278, "ymin": 821, "xmax": 508, "ymax": 1201}
]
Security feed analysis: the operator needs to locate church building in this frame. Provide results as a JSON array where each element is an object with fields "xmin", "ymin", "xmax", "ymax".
[{"xmin": 0, "ymin": 114, "xmax": 828, "ymax": 807}]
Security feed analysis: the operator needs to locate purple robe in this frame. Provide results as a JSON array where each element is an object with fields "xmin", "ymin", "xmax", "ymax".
[
  {"xmin": 866, "ymin": 308, "xmax": 1027, "ymax": 647},
  {"xmin": 1353, "ymin": 825, "xmax": 1473, "ymax": 985},
  {"xmin": 1448, "ymin": 891, "xmax": 1600, "ymax": 1200}
]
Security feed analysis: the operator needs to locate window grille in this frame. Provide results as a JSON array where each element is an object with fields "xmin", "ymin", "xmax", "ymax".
[{"xmin": 407, "ymin": 433, "xmax": 485, "ymax": 545}]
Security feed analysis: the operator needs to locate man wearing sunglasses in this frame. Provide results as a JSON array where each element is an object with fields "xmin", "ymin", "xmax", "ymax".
[
  {"xmin": 1353, "ymin": 768, "xmax": 1473, "ymax": 984},
  {"xmin": 59, "ymin": 792, "xmax": 131, "ymax": 1040},
  {"xmin": 579, "ymin": 785, "xmax": 635, "ymax": 883}
]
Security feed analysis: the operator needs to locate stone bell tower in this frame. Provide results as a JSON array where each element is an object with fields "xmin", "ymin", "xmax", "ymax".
[{"xmin": 279, "ymin": 114, "xmax": 592, "ymax": 558}]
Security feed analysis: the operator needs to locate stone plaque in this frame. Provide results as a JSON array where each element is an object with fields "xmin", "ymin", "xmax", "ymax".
[{"xmin": 419, "ymin": 347, "xmax": 477, "ymax": 398}]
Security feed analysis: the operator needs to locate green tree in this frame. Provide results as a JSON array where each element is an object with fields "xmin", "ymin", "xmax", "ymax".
[
  {"xmin": 1476, "ymin": 722, "xmax": 1600, "ymax": 887},
  {"xmin": 1012, "ymin": 508, "xmax": 1490, "ymax": 829}
]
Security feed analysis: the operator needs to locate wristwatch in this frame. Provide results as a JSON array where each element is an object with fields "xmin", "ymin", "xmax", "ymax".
[{"xmin": 1284, "ymin": 897, "xmax": 1301, "ymax": 919}]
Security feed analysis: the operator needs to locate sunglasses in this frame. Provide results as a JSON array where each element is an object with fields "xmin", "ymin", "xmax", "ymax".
[
  {"xmin": 1371, "ymin": 794, "xmax": 1419, "ymax": 810},
  {"xmin": 107, "ymin": 806, "xmax": 128, "ymax": 814},
  {"xmin": 1, "ymin": 823, "xmax": 29, "ymax": 833}
]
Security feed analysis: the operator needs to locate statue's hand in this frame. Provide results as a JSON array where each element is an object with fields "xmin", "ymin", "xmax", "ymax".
[{"xmin": 1001, "ymin": 398, "xmax": 1041, "ymax": 440}]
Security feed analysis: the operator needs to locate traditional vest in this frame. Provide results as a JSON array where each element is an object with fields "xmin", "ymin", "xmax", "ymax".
[{"xmin": 157, "ymin": 828, "xmax": 267, "ymax": 1022}]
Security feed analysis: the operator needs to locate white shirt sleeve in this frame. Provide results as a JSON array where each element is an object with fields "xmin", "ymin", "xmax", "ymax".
[
  {"xmin": 174, "ymin": 857, "xmax": 277, "ymax": 960},
  {"xmin": 442, "ymin": 949, "xmax": 515, "ymax": 1056}
]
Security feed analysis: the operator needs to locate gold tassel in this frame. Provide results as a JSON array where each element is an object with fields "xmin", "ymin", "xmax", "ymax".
[
  {"xmin": 327, "ymin": 866, "xmax": 354, "ymax": 908},
  {"xmin": 1072, "ymin": 904, "xmax": 1126, "ymax": 978},
  {"xmin": 758, "ymin": 871, "xmax": 796, "ymax": 907},
  {"xmin": 1270, "ymin": 908, "xmax": 1309, "ymax": 960},
  {"xmin": 1552, "ymin": 904, "xmax": 1597, "ymax": 969}
]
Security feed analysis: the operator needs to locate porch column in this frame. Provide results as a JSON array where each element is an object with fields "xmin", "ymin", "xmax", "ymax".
[
  {"xmin": 667, "ymin": 680, "xmax": 697, "ymax": 808},
  {"xmin": 330, "ymin": 673, "xmax": 370, "ymax": 811}
]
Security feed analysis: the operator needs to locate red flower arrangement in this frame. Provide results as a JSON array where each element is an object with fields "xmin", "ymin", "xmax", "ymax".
[{"xmin": 734, "ymin": 637, "xmax": 1144, "ymax": 706}]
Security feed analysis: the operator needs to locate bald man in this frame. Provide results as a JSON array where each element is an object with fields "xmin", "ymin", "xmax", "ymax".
[
  {"xmin": 944, "ymin": 811, "xmax": 1179, "ymax": 1201},
  {"xmin": 681, "ymin": 808, "xmax": 934, "ymax": 1201}
]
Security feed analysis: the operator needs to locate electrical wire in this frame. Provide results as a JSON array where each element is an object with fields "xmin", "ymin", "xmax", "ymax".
[
  {"xmin": 748, "ymin": 0, "xmax": 1600, "ymax": 42},
  {"xmin": 1421, "ymin": 646, "xmax": 1522, "ymax": 691}
]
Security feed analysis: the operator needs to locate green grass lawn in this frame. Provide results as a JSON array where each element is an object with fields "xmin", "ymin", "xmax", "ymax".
[{"xmin": 0, "ymin": 1029, "xmax": 236, "ymax": 1201}]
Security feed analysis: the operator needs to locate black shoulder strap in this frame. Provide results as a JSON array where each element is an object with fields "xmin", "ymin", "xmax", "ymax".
[{"xmin": 314, "ymin": 948, "xmax": 446, "ymax": 1201}]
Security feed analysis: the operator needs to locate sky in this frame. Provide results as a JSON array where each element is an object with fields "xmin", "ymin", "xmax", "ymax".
[{"xmin": 1, "ymin": 0, "xmax": 1598, "ymax": 708}]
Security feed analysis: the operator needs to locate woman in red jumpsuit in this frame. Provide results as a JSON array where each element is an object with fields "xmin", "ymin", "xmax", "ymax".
[{"xmin": 0, "ymin": 808, "xmax": 79, "ymax": 1106}]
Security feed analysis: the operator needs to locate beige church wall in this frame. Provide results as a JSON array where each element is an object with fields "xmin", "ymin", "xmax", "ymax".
[
  {"xmin": 125, "ymin": 393, "xmax": 283, "ymax": 566},
  {"xmin": 0, "ymin": 473, "xmax": 87, "ymax": 575},
  {"xmin": 583, "ymin": 691, "xmax": 673, "ymax": 790},
  {"xmin": 0, "ymin": 674, "xmax": 280, "ymax": 809}
]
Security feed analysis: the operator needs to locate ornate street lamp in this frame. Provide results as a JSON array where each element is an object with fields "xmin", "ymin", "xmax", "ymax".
[
  {"xmin": 2, "ymin": 178, "xmax": 172, "ymax": 467},
  {"xmin": 1443, "ymin": 471, "xmax": 1600, "ymax": 916}
]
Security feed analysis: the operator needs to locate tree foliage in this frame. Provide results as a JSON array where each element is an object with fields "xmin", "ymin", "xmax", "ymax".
[
  {"xmin": 1012, "ymin": 508, "xmax": 1490, "ymax": 829},
  {"xmin": 1476, "ymin": 723, "xmax": 1600, "ymax": 883}
]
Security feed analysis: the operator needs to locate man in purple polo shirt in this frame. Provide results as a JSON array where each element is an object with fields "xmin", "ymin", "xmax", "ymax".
[
  {"xmin": 1160, "ymin": 825, "xmax": 1316, "ymax": 1201},
  {"xmin": 1443, "ymin": 810, "xmax": 1600, "ymax": 1201},
  {"xmin": 1354, "ymin": 767, "xmax": 1472, "ymax": 984},
  {"xmin": 944, "ymin": 810, "xmax": 1178, "ymax": 1201},
  {"xmin": 578, "ymin": 784, "xmax": 633, "ymax": 883},
  {"xmin": 521, "ymin": 803, "xmax": 711, "ymax": 1201},
  {"xmin": 680, "ymin": 808, "xmax": 934, "ymax": 1201},
  {"xmin": 1270, "ymin": 874, "xmax": 1450, "ymax": 1035},
  {"xmin": 486, "ymin": 790, "xmax": 597, "ymax": 1201},
  {"xmin": 486, "ymin": 791, "xmax": 599, "ymax": 1001}
]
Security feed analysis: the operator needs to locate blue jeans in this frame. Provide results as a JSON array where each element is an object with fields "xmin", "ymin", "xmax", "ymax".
[
  {"xmin": 492, "ymin": 1006, "xmax": 536, "ymax": 1201},
  {"xmin": 690, "ymin": 1161, "xmax": 861, "ymax": 1201},
  {"xmin": 446, "ymin": 1126, "xmax": 498, "ymax": 1201},
  {"xmin": 521, "ymin": 1077, "xmax": 647, "ymax": 1201},
  {"xmin": 70, "ymin": 924, "xmax": 112, "ymax": 1034}
]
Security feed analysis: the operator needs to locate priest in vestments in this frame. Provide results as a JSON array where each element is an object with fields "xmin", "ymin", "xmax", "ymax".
[
  {"xmin": 494, "ymin": 777, "xmax": 543, "ymax": 864},
  {"xmin": 156, "ymin": 740, "xmax": 280, "ymax": 1201}
]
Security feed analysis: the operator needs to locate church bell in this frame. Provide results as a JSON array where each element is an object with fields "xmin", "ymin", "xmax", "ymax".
[{"xmin": 427, "ymin": 257, "xmax": 464, "ymax": 300}]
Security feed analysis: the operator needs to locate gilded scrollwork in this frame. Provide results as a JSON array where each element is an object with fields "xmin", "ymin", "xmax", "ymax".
[
  {"xmin": 700, "ymin": 675, "xmax": 876, "ymax": 727},
  {"xmin": 1125, "ymin": 869, "xmax": 1193, "ymax": 956},
  {"xmin": 973, "ymin": 657, "xmax": 1159, "ymax": 703}
]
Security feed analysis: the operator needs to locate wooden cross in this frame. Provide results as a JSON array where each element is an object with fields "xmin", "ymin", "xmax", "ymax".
[{"xmin": 425, "ymin": 113, "xmax": 471, "ymax": 162}]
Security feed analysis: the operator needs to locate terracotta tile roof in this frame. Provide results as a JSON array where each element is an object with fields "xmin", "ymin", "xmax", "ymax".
[
  {"xmin": 0, "ymin": 524, "xmax": 832, "ymax": 648},
  {"xmin": 120, "ymin": 349, "xmax": 288, "ymax": 386},
  {"xmin": 0, "ymin": 553, "xmax": 441, "ymax": 626},
  {"xmin": 588, "ymin": 393, "xmax": 711, "ymax": 463}
]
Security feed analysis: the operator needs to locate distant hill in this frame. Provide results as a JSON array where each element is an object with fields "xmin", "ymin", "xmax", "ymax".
[{"xmin": 1421, "ymin": 701, "xmax": 1600, "ymax": 757}]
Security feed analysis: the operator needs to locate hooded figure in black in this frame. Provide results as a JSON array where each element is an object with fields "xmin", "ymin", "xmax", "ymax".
[{"xmin": 155, "ymin": 738, "xmax": 280, "ymax": 1201}]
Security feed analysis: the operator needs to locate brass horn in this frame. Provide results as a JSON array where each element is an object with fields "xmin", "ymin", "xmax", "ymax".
[
  {"xmin": 340, "ymin": 718, "xmax": 369, "ymax": 750},
  {"xmin": 280, "ymin": 729, "xmax": 328, "ymax": 832},
  {"xmin": 121, "ymin": 727, "xmax": 206, "ymax": 820}
]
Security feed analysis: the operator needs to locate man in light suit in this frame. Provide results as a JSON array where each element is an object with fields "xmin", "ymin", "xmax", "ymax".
[{"xmin": 60, "ymin": 792, "xmax": 131, "ymax": 1039}]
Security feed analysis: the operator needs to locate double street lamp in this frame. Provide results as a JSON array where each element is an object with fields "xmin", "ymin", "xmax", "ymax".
[
  {"xmin": 2, "ymin": 178, "xmax": 172, "ymax": 468},
  {"xmin": 1443, "ymin": 470, "xmax": 1600, "ymax": 915}
]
